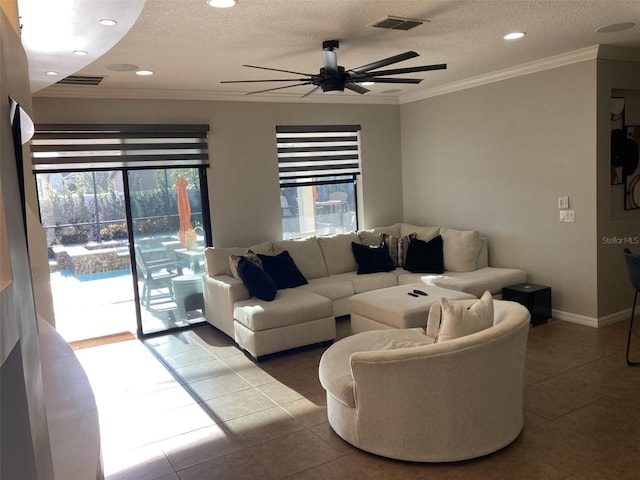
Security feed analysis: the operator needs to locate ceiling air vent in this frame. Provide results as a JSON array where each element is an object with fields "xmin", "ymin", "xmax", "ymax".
[
  {"xmin": 372, "ymin": 16, "xmax": 427, "ymax": 31},
  {"xmin": 56, "ymin": 75, "xmax": 105, "ymax": 86}
]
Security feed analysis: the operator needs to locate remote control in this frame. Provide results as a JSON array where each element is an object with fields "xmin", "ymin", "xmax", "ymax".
[
  {"xmin": 413, "ymin": 289, "xmax": 428, "ymax": 296},
  {"xmin": 408, "ymin": 292, "xmax": 419, "ymax": 297}
]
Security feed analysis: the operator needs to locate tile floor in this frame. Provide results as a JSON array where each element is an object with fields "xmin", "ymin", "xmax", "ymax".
[{"xmin": 74, "ymin": 316, "xmax": 640, "ymax": 480}]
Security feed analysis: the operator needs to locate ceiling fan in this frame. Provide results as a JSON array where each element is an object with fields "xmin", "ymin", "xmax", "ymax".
[{"xmin": 221, "ymin": 40, "xmax": 446, "ymax": 96}]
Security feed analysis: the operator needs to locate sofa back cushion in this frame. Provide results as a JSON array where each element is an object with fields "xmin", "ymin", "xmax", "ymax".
[
  {"xmin": 205, "ymin": 241, "xmax": 273, "ymax": 277},
  {"xmin": 368, "ymin": 223, "xmax": 401, "ymax": 238},
  {"xmin": 439, "ymin": 227, "xmax": 481, "ymax": 273},
  {"xmin": 318, "ymin": 232, "xmax": 360, "ymax": 275},
  {"xmin": 273, "ymin": 237, "xmax": 328, "ymax": 279}
]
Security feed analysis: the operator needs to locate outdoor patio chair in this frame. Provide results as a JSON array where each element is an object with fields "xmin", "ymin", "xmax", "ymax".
[
  {"xmin": 623, "ymin": 248, "xmax": 640, "ymax": 366},
  {"xmin": 134, "ymin": 245, "xmax": 181, "ymax": 308}
]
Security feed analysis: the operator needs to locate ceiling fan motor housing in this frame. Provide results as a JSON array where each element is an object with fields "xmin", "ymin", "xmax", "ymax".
[{"xmin": 319, "ymin": 66, "xmax": 346, "ymax": 93}]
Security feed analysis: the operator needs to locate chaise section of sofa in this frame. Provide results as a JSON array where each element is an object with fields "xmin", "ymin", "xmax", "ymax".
[{"xmin": 202, "ymin": 222, "xmax": 526, "ymax": 358}]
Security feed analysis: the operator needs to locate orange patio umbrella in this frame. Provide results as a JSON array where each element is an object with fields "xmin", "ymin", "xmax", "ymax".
[{"xmin": 175, "ymin": 175, "xmax": 193, "ymax": 248}]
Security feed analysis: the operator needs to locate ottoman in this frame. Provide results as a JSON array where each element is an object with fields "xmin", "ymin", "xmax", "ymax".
[
  {"xmin": 234, "ymin": 288, "xmax": 335, "ymax": 360},
  {"xmin": 349, "ymin": 284, "xmax": 477, "ymax": 334}
]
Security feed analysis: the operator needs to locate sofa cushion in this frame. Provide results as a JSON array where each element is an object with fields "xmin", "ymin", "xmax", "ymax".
[
  {"xmin": 318, "ymin": 233, "xmax": 360, "ymax": 275},
  {"xmin": 257, "ymin": 251, "xmax": 308, "ymax": 290},
  {"xmin": 404, "ymin": 235, "xmax": 444, "ymax": 274},
  {"xmin": 396, "ymin": 232, "xmax": 416, "ymax": 267},
  {"xmin": 298, "ymin": 276, "xmax": 355, "ymax": 301},
  {"xmin": 205, "ymin": 246, "xmax": 248, "ymax": 277},
  {"xmin": 205, "ymin": 241, "xmax": 273, "ymax": 277},
  {"xmin": 440, "ymin": 227, "xmax": 481, "ymax": 273},
  {"xmin": 435, "ymin": 290, "xmax": 494, "ymax": 343},
  {"xmin": 415, "ymin": 226, "xmax": 441, "ymax": 242},
  {"xmin": 333, "ymin": 271, "xmax": 399, "ymax": 294},
  {"xmin": 234, "ymin": 288, "xmax": 333, "ymax": 331},
  {"xmin": 237, "ymin": 257, "xmax": 277, "ymax": 301},
  {"xmin": 358, "ymin": 230, "xmax": 383, "ymax": 246},
  {"xmin": 229, "ymin": 251, "xmax": 262, "ymax": 280},
  {"xmin": 351, "ymin": 242, "xmax": 395, "ymax": 274},
  {"xmin": 412, "ymin": 266, "xmax": 527, "ymax": 297},
  {"xmin": 368, "ymin": 223, "xmax": 401, "ymax": 238},
  {"xmin": 426, "ymin": 298, "xmax": 478, "ymax": 338},
  {"xmin": 273, "ymin": 237, "xmax": 328, "ymax": 279},
  {"xmin": 363, "ymin": 232, "xmax": 402, "ymax": 267}
]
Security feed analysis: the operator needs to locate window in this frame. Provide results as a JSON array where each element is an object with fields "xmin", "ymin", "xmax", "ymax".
[{"xmin": 277, "ymin": 125, "xmax": 360, "ymax": 239}]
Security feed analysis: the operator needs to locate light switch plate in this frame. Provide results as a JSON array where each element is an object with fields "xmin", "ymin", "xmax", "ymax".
[
  {"xmin": 559, "ymin": 210, "xmax": 575, "ymax": 222},
  {"xmin": 558, "ymin": 196, "xmax": 569, "ymax": 209}
]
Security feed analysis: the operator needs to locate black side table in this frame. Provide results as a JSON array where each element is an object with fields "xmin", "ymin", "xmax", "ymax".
[{"xmin": 502, "ymin": 283, "xmax": 552, "ymax": 326}]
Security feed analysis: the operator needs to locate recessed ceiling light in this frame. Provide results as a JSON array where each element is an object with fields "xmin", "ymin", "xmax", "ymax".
[
  {"xmin": 73, "ymin": 50, "xmax": 88, "ymax": 56},
  {"xmin": 360, "ymin": 81, "xmax": 375, "ymax": 86},
  {"xmin": 45, "ymin": 71, "xmax": 59, "ymax": 76},
  {"xmin": 135, "ymin": 70, "xmax": 154, "ymax": 76},
  {"xmin": 596, "ymin": 22, "xmax": 636, "ymax": 34},
  {"xmin": 504, "ymin": 32, "xmax": 525, "ymax": 40},
  {"xmin": 99, "ymin": 18, "xmax": 117, "ymax": 26},
  {"xmin": 207, "ymin": 0, "xmax": 237, "ymax": 7}
]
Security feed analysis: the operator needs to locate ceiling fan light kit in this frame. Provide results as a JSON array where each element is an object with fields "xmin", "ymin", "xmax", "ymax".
[{"xmin": 222, "ymin": 39, "xmax": 446, "ymax": 97}]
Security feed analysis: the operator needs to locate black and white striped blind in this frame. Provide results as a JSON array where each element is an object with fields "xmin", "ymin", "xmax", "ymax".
[
  {"xmin": 31, "ymin": 124, "xmax": 209, "ymax": 172},
  {"xmin": 276, "ymin": 125, "xmax": 361, "ymax": 186}
]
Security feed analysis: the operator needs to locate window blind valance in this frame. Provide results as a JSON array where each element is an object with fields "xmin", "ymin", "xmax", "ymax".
[
  {"xmin": 31, "ymin": 124, "xmax": 209, "ymax": 172},
  {"xmin": 276, "ymin": 125, "xmax": 361, "ymax": 186}
]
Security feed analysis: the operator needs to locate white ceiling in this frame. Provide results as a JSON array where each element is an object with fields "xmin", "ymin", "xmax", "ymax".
[{"xmin": 18, "ymin": 0, "xmax": 640, "ymax": 104}]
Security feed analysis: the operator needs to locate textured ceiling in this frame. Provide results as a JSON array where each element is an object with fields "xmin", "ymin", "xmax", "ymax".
[{"xmin": 20, "ymin": 0, "xmax": 640, "ymax": 103}]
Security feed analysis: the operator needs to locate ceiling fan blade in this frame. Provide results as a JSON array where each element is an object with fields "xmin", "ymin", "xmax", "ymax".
[
  {"xmin": 302, "ymin": 85, "xmax": 321, "ymax": 97},
  {"xmin": 349, "ymin": 51, "xmax": 419, "ymax": 75},
  {"xmin": 356, "ymin": 63, "xmax": 447, "ymax": 78},
  {"xmin": 246, "ymin": 82, "xmax": 314, "ymax": 95},
  {"xmin": 357, "ymin": 78, "xmax": 422, "ymax": 84},
  {"xmin": 221, "ymin": 78, "xmax": 312, "ymax": 84},
  {"xmin": 243, "ymin": 64, "xmax": 317, "ymax": 77},
  {"xmin": 345, "ymin": 83, "xmax": 369, "ymax": 95}
]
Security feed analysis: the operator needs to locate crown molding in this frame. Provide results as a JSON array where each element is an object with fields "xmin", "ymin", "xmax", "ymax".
[
  {"xmin": 596, "ymin": 45, "xmax": 640, "ymax": 62},
  {"xmin": 33, "ymin": 86, "xmax": 400, "ymax": 105},
  {"xmin": 399, "ymin": 45, "xmax": 602, "ymax": 104}
]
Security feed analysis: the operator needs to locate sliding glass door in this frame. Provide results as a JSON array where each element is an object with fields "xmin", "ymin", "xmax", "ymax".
[
  {"xmin": 36, "ymin": 166, "xmax": 211, "ymax": 341},
  {"xmin": 128, "ymin": 167, "xmax": 208, "ymax": 335}
]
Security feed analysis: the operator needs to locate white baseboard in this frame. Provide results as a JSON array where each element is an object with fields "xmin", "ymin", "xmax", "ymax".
[{"xmin": 552, "ymin": 308, "xmax": 631, "ymax": 328}]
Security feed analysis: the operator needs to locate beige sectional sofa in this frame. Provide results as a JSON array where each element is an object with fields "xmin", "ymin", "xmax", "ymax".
[{"xmin": 202, "ymin": 222, "xmax": 526, "ymax": 358}]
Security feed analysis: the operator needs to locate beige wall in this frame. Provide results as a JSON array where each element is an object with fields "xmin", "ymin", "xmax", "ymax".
[
  {"xmin": 400, "ymin": 61, "xmax": 599, "ymax": 320},
  {"xmin": 597, "ymin": 60, "xmax": 640, "ymax": 319},
  {"xmin": 30, "ymin": 98, "xmax": 402, "ymax": 249},
  {"xmin": 30, "ymin": 53, "xmax": 640, "ymax": 326}
]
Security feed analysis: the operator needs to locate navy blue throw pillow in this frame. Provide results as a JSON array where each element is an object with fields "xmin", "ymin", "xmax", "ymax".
[
  {"xmin": 237, "ymin": 257, "xmax": 277, "ymax": 301},
  {"xmin": 351, "ymin": 241, "xmax": 395, "ymax": 275},
  {"xmin": 404, "ymin": 235, "xmax": 444, "ymax": 274},
  {"xmin": 257, "ymin": 251, "xmax": 308, "ymax": 290}
]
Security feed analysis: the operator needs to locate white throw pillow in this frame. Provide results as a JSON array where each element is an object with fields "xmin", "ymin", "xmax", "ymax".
[
  {"xmin": 439, "ymin": 227, "xmax": 481, "ymax": 272},
  {"xmin": 435, "ymin": 290, "xmax": 494, "ymax": 343}
]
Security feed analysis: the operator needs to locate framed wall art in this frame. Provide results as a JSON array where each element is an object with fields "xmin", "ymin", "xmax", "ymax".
[{"xmin": 624, "ymin": 125, "xmax": 640, "ymax": 210}]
